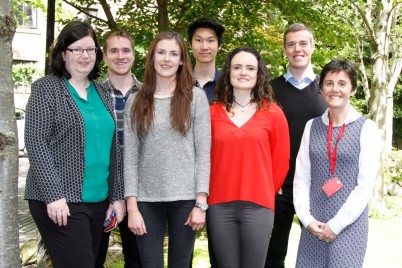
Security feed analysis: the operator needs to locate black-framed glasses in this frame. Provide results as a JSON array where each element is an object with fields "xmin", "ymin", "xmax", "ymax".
[{"xmin": 66, "ymin": 47, "xmax": 98, "ymax": 55}]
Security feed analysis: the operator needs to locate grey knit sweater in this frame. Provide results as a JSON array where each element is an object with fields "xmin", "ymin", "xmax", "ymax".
[{"xmin": 123, "ymin": 87, "xmax": 211, "ymax": 202}]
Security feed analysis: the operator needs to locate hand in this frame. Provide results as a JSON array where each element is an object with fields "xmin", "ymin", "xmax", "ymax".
[
  {"xmin": 307, "ymin": 219, "xmax": 325, "ymax": 239},
  {"xmin": 47, "ymin": 198, "xmax": 70, "ymax": 226},
  {"xmin": 127, "ymin": 210, "xmax": 147, "ymax": 236},
  {"xmin": 185, "ymin": 207, "xmax": 206, "ymax": 231},
  {"xmin": 110, "ymin": 200, "xmax": 126, "ymax": 223},
  {"xmin": 318, "ymin": 223, "xmax": 337, "ymax": 243}
]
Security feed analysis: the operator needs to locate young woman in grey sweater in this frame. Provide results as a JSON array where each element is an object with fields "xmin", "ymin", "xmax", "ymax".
[{"xmin": 123, "ymin": 31, "xmax": 211, "ymax": 267}]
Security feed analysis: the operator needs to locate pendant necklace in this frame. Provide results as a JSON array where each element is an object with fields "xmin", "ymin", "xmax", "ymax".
[{"xmin": 234, "ymin": 99, "xmax": 251, "ymax": 112}]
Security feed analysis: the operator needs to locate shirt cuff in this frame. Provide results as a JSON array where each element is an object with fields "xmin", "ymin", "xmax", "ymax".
[{"xmin": 328, "ymin": 217, "xmax": 344, "ymax": 235}]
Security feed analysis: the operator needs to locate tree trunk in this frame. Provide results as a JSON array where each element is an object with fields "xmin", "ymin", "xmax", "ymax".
[
  {"xmin": 0, "ymin": 0, "xmax": 19, "ymax": 267},
  {"xmin": 369, "ymin": 56, "xmax": 388, "ymax": 201},
  {"xmin": 365, "ymin": 0, "xmax": 402, "ymax": 201},
  {"xmin": 157, "ymin": 0, "xmax": 169, "ymax": 31}
]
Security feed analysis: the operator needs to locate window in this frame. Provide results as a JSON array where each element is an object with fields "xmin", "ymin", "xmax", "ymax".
[{"xmin": 16, "ymin": 4, "xmax": 38, "ymax": 29}]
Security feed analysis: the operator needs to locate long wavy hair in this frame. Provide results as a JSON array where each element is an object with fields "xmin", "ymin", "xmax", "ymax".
[
  {"xmin": 214, "ymin": 46, "xmax": 275, "ymax": 114},
  {"xmin": 131, "ymin": 31, "xmax": 195, "ymax": 137}
]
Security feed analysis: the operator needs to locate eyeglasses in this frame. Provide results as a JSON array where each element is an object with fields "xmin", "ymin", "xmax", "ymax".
[{"xmin": 66, "ymin": 47, "xmax": 98, "ymax": 55}]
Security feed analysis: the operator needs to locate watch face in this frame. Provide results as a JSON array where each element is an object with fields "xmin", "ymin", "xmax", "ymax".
[{"xmin": 196, "ymin": 202, "xmax": 208, "ymax": 211}]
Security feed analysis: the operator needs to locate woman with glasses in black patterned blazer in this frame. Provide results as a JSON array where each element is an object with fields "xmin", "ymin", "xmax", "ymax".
[{"xmin": 24, "ymin": 20, "xmax": 125, "ymax": 267}]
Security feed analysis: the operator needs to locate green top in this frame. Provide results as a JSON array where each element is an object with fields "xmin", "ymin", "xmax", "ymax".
[{"xmin": 66, "ymin": 80, "xmax": 115, "ymax": 202}]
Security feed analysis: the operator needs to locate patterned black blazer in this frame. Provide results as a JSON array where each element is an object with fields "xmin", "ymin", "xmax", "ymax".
[{"xmin": 24, "ymin": 74, "xmax": 124, "ymax": 203}]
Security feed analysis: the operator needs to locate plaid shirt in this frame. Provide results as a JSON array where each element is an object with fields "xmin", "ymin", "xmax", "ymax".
[{"xmin": 102, "ymin": 74, "xmax": 141, "ymax": 147}]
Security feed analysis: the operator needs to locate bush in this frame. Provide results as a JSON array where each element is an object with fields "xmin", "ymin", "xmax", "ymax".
[{"xmin": 12, "ymin": 63, "xmax": 43, "ymax": 87}]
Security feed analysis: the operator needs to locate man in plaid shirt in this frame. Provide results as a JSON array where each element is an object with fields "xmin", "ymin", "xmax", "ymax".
[{"xmin": 96, "ymin": 29, "xmax": 142, "ymax": 268}]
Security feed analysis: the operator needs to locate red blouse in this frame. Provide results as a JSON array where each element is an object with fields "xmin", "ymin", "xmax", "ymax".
[{"xmin": 208, "ymin": 102, "xmax": 290, "ymax": 211}]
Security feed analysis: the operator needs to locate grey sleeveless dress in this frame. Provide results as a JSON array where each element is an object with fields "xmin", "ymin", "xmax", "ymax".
[{"xmin": 296, "ymin": 116, "xmax": 368, "ymax": 268}]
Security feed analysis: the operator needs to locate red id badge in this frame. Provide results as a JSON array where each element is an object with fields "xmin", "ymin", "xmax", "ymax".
[{"xmin": 322, "ymin": 177, "xmax": 343, "ymax": 197}]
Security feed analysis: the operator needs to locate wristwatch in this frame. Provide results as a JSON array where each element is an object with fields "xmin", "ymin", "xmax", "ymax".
[{"xmin": 194, "ymin": 202, "xmax": 209, "ymax": 211}]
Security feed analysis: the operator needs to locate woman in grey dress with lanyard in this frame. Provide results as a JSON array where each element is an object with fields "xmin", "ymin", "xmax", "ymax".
[{"xmin": 293, "ymin": 59, "xmax": 380, "ymax": 267}]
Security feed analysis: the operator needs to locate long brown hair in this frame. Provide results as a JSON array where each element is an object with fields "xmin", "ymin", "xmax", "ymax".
[
  {"xmin": 214, "ymin": 46, "xmax": 274, "ymax": 114},
  {"xmin": 131, "ymin": 31, "xmax": 194, "ymax": 137}
]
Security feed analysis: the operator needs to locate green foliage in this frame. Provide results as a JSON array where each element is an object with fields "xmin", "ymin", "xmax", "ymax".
[
  {"xmin": 12, "ymin": 63, "xmax": 43, "ymax": 87},
  {"xmin": 56, "ymin": 0, "xmax": 399, "ymax": 146},
  {"xmin": 369, "ymin": 195, "xmax": 402, "ymax": 219},
  {"xmin": 385, "ymin": 149, "xmax": 402, "ymax": 184},
  {"xmin": 393, "ymin": 81, "xmax": 402, "ymax": 148}
]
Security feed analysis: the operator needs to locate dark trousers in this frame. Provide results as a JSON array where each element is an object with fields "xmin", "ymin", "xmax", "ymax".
[
  {"xmin": 208, "ymin": 201, "xmax": 274, "ymax": 268},
  {"xmin": 29, "ymin": 199, "xmax": 107, "ymax": 268},
  {"xmin": 96, "ymin": 214, "xmax": 142, "ymax": 268},
  {"xmin": 137, "ymin": 200, "xmax": 196, "ymax": 268},
  {"xmin": 265, "ymin": 191, "xmax": 295, "ymax": 268}
]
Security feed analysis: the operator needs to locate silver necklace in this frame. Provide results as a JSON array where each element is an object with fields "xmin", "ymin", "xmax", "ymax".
[{"xmin": 234, "ymin": 99, "xmax": 251, "ymax": 112}]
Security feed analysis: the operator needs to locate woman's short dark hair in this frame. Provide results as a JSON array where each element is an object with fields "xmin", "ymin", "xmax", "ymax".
[
  {"xmin": 319, "ymin": 59, "xmax": 357, "ymax": 90},
  {"xmin": 50, "ymin": 20, "xmax": 102, "ymax": 80}
]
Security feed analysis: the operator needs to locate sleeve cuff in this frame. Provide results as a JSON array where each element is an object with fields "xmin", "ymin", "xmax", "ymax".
[{"xmin": 328, "ymin": 218, "xmax": 344, "ymax": 235}]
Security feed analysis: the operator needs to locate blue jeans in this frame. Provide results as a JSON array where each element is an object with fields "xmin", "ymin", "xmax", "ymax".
[
  {"xmin": 136, "ymin": 200, "xmax": 196, "ymax": 268},
  {"xmin": 208, "ymin": 201, "xmax": 274, "ymax": 268}
]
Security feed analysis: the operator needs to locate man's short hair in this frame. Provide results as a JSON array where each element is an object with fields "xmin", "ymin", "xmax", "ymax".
[
  {"xmin": 103, "ymin": 29, "xmax": 134, "ymax": 52},
  {"xmin": 283, "ymin": 23, "xmax": 314, "ymax": 46},
  {"xmin": 188, "ymin": 18, "xmax": 225, "ymax": 46}
]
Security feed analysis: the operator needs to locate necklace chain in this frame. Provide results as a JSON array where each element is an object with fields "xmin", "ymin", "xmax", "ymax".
[{"xmin": 234, "ymin": 99, "xmax": 251, "ymax": 112}]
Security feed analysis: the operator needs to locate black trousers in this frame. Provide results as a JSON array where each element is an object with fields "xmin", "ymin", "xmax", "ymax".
[
  {"xmin": 137, "ymin": 200, "xmax": 196, "ymax": 268},
  {"xmin": 265, "ymin": 191, "xmax": 295, "ymax": 268},
  {"xmin": 29, "ymin": 199, "xmax": 107, "ymax": 268},
  {"xmin": 96, "ymin": 214, "xmax": 142, "ymax": 268}
]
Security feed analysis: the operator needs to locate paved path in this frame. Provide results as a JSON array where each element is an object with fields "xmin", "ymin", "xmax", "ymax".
[{"xmin": 18, "ymin": 156, "xmax": 39, "ymax": 247}]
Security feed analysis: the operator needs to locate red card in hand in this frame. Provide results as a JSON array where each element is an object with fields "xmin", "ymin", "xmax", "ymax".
[
  {"xmin": 322, "ymin": 177, "xmax": 343, "ymax": 197},
  {"xmin": 103, "ymin": 211, "xmax": 117, "ymax": 232}
]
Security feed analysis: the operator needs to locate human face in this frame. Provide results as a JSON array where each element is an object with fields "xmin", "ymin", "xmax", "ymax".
[
  {"xmin": 62, "ymin": 35, "xmax": 96, "ymax": 78},
  {"xmin": 103, "ymin": 36, "xmax": 134, "ymax": 76},
  {"xmin": 321, "ymin": 70, "xmax": 356, "ymax": 111},
  {"xmin": 284, "ymin": 30, "xmax": 314, "ymax": 72},
  {"xmin": 153, "ymin": 39, "xmax": 183, "ymax": 79},
  {"xmin": 191, "ymin": 28, "xmax": 220, "ymax": 65},
  {"xmin": 230, "ymin": 51, "xmax": 258, "ymax": 91}
]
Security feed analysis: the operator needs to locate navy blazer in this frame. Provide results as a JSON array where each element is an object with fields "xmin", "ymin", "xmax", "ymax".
[{"xmin": 24, "ymin": 74, "xmax": 124, "ymax": 203}]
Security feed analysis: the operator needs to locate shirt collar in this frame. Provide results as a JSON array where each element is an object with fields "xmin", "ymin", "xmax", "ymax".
[
  {"xmin": 284, "ymin": 68, "xmax": 316, "ymax": 82},
  {"xmin": 195, "ymin": 68, "xmax": 219, "ymax": 87},
  {"xmin": 321, "ymin": 105, "xmax": 361, "ymax": 126},
  {"xmin": 102, "ymin": 73, "xmax": 140, "ymax": 93}
]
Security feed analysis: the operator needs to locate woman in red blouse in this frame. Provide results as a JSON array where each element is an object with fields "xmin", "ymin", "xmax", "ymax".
[{"xmin": 208, "ymin": 46, "xmax": 290, "ymax": 268}]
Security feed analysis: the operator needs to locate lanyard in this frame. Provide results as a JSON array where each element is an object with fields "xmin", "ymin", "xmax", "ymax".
[{"xmin": 327, "ymin": 120, "xmax": 346, "ymax": 175}]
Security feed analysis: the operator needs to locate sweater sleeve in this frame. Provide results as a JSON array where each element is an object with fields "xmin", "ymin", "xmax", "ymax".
[
  {"xmin": 123, "ymin": 94, "xmax": 140, "ymax": 198},
  {"xmin": 192, "ymin": 88, "xmax": 211, "ymax": 195},
  {"xmin": 293, "ymin": 119, "xmax": 315, "ymax": 228},
  {"xmin": 270, "ymin": 104, "xmax": 290, "ymax": 193},
  {"xmin": 328, "ymin": 119, "xmax": 380, "ymax": 234}
]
